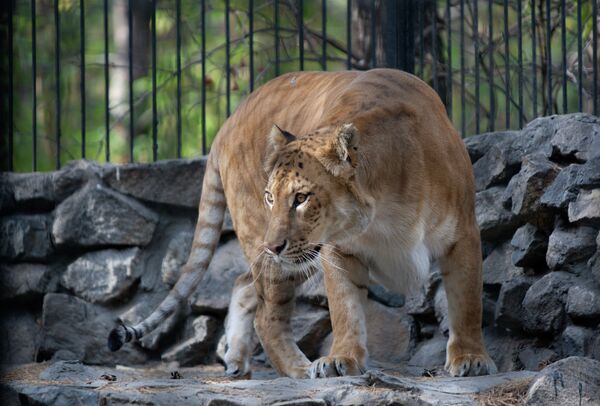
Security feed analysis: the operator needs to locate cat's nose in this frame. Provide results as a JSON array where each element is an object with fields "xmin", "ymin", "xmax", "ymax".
[{"xmin": 264, "ymin": 240, "xmax": 288, "ymax": 256}]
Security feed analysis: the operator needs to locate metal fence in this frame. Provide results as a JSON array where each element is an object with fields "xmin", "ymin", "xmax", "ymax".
[{"xmin": 1, "ymin": 0, "xmax": 598, "ymax": 172}]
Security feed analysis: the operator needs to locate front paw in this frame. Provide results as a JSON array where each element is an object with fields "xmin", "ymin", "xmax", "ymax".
[
  {"xmin": 445, "ymin": 352, "xmax": 498, "ymax": 377},
  {"xmin": 308, "ymin": 356, "xmax": 365, "ymax": 378}
]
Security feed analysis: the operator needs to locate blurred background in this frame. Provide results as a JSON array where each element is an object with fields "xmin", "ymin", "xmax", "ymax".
[{"xmin": 0, "ymin": 0, "xmax": 598, "ymax": 172}]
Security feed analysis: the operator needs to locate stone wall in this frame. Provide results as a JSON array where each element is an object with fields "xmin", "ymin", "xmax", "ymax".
[{"xmin": 0, "ymin": 113, "xmax": 599, "ymax": 375}]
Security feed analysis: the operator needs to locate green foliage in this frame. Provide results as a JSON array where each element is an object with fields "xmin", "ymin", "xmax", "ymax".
[{"xmin": 6, "ymin": 0, "xmax": 598, "ymax": 172}]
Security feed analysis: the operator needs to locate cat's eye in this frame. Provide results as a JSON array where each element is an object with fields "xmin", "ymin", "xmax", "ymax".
[
  {"xmin": 265, "ymin": 191, "xmax": 274, "ymax": 206},
  {"xmin": 294, "ymin": 193, "xmax": 309, "ymax": 206}
]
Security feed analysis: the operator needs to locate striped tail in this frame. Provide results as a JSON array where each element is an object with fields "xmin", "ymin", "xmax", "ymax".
[{"xmin": 108, "ymin": 154, "xmax": 226, "ymax": 352}]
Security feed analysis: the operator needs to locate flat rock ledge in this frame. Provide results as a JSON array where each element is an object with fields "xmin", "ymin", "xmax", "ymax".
[{"xmin": 0, "ymin": 361, "xmax": 541, "ymax": 406}]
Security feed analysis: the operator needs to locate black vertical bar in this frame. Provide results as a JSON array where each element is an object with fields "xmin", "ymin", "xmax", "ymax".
[
  {"xmin": 561, "ymin": 0, "xmax": 566, "ymax": 113},
  {"xmin": 346, "ymin": 0, "xmax": 351, "ymax": 69},
  {"xmin": 8, "ymin": 0, "xmax": 13, "ymax": 171},
  {"xmin": 128, "ymin": 0, "xmax": 134, "ymax": 162},
  {"xmin": 80, "ymin": 0, "xmax": 86, "ymax": 158},
  {"xmin": 370, "ymin": 0, "xmax": 376, "ymax": 68},
  {"xmin": 201, "ymin": 0, "xmax": 206, "ymax": 154},
  {"xmin": 460, "ymin": 0, "xmax": 465, "ymax": 136},
  {"xmin": 488, "ymin": 1, "xmax": 494, "ymax": 132},
  {"xmin": 503, "ymin": 0, "xmax": 509, "ymax": 128},
  {"xmin": 176, "ymin": 0, "xmax": 181, "ymax": 156},
  {"xmin": 321, "ymin": 0, "xmax": 327, "ymax": 70},
  {"xmin": 225, "ymin": 0, "xmax": 231, "ymax": 116},
  {"xmin": 593, "ymin": 0, "xmax": 598, "ymax": 115},
  {"xmin": 446, "ymin": 0, "xmax": 452, "ymax": 118},
  {"xmin": 32, "ymin": 0, "xmax": 37, "ymax": 171},
  {"xmin": 518, "ymin": 0, "xmax": 523, "ymax": 127},
  {"xmin": 406, "ymin": 0, "xmax": 415, "ymax": 74},
  {"xmin": 299, "ymin": 0, "xmax": 304, "ymax": 71},
  {"xmin": 545, "ymin": 0, "xmax": 551, "ymax": 114},
  {"xmin": 432, "ymin": 0, "xmax": 438, "ymax": 93},
  {"xmin": 275, "ymin": 0, "xmax": 280, "ymax": 75},
  {"xmin": 577, "ymin": 0, "xmax": 583, "ymax": 112},
  {"xmin": 532, "ymin": 0, "xmax": 537, "ymax": 117},
  {"xmin": 474, "ymin": 0, "xmax": 480, "ymax": 134},
  {"xmin": 104, "ymin": 0, "xmax": 109, "ymax": 162},
  {"xmin": 55, "ymin": 0, "xmax": 61, "ymax": 169},
  {"xmin": 249, "ymin": 0, "xmax": 254, "ymax": 90},
  {"xmin": 419, "ymin": 0, "xmax": 424, "ymax": 77},
  {"xmin": 152, "ymin": 0, "xmax": 157, "ymax": 161}
]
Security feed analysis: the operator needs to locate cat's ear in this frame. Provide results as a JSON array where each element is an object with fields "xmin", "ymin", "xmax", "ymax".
[
  {"xmin": 315, "ymin": 123, "xmax": 360, "ymax": 178},
  {"xmin": 268, "ymin": 125, "xmax": 296, "ymax": 152},
  {"xmin": 265, "ymin": 125, "xmax": 297, "ymax": 173}
]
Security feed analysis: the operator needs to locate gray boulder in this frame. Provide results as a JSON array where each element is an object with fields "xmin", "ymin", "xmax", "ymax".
[
  {"xmin": 476, "ymin": 186, "xmax": 522, "ymax": 240},
  {"xmin": 1, "ymin": 172, "xmax": 54, "ymax": 211},
  {"xmin": 472, "ymin": 145, "xmax": 518, "ymax": 191},
  {"xmin": 0, "ymin": 214, "xmax": 53, "ymax": 260},
  {"xmin": 0, "ymin": 310, "xmax": 42, "ymax": 364},
  {"xmin": 61, "ymin": 248, "xmax": 143, "ymax": 304},
  {"xmin": 526, "ymin": 356, "xmax": 600, "ymax": 405},
  {"xmin": 495, "ymin": 276, "xmax": 535, "ymax": 330},
  {"xmin": 506, "ymin": 116, "xmax": 555, "ymax": 163},
  {"xmin": 518, "ymin": 347, "xmax": 557, "ymax": 371},
  {"xmin": 511, "ymin": 223, "xmax": 548, "ymax": 267},
  {"xmin": 521, "ymin": 272, "xmax": 573, "ymax": 335},
  {"xmin": 549, "ymin": 113, "xmax": 600, "ymax": 162},
  {"xmin": 52, "ymin": 183, "xmax": 158, "ymax": 247},
  {"xmin": 501, "ymin": 153, "xmax": 559, "ymax": 226},
  {"xmin": 407, "ymin": 334, "xmax": 447, "ymax": 368},
  {"xmin": 191, "ymin": 239, "xmax": 248, "ymax": 315},
  {"xmin": 463, "ymin": 130, "xmax": 520, "ymax": 163},
  {"xmin": 102, "ymin": 158, "xmax": 206, "ymax": 208},
  {"xmin": 482, "ymin": 241, "xmax": 524, "ymax": 286},
  {"xmin": 566, "ymin": 284, "xmax": 600, "ymax": 322},
  {"xmin": 367, "ymin": 284, "xmax": 405, "ymax": 308},
  {"xmin": 546, "ymin": 224, "xmax": 597, "ymax": 271},
  {"xmin": 161, "ymin": 315, "xmax": 220, "ymax": 366},
  {"xmin": 560, "ymin": 326, "xmax": 593, "ymax": 358},
  {"xmin": 38, "ymin": 293, "xmax": 148, "ymax": 365},
  {"xmin": 292, "ymin": 303, "xmax": 331, "ymax": 360},
  {"xmin": 568, "ymin": 188, "xmax": 600, "ymax": 226},
  {"xmin": 540, "ymin": 157, "xmax": 600, "ymax": 210},
  {"xmin": 0, "ymin": 263, "xmax": 54, "ymax": 301},
  {"xmin": 0, "ymin": 160, "xmax": 101, "ymax": 213},
  {"xmin": 53, "ymin": 160, "xmax": 102, "ymax": 201}
]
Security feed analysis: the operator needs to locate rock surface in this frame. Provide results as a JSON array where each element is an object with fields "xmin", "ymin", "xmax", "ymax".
[
  {"xmin": 61, "ymin": 248, "xmax": 143, "ymax": 304},
  {"xmin": 545, "ymin": 224, "xmax": 597, "ymax": 271},
  {"xmin": 38, "ymin": 293, "xmax": 148, "ymax": 365},
  {"xmin": 191, "ymin": 239, "xmax": 249, "ymax": 315},
  {"xmin": 510, "ymin": 223, "xmax": 548, "ymax": 267},
  {"xmin": 526, "ymin": 356, "xmax": 600, "ymax": 405},
  {"xmin": 0, "ymin": 263, "xmax": 54, "ymax": 301},
  {"xmin": 102, "ymin": 159, "xmax": 206, "ymax": 208},
  {"xmin": 52, "ymin": 184, "xmax": 158, "ymax": 247},
  {"xmin": 521, "ymin": 272, "xmax": 572, "ymax": 335},
  {"xmin": 161, "ymin": 316, "xmax": 220, "ymax": 366},
  {"xmin": 0, "ymin": 215, "xmax": 53, "ymax": 260},
  {"xmin": 1, "ymin": 361, "xmax": 541, "ymax": 406}
]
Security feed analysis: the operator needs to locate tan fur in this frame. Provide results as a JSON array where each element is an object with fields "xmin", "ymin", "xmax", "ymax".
[
  {"xmin": 211, "ymin": 69, "xmax": 496, "ymax": 378},
  {"xmin": 130, "ymin": 69, "xmax": 496, "ymax": 378}
]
